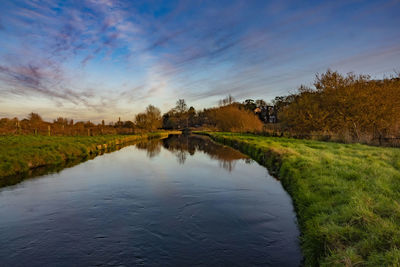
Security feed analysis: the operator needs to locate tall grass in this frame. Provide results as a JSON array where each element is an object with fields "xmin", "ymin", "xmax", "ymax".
[{"xmin": 201, "ymin": 132, "xmax": 400, "ymax": 266}]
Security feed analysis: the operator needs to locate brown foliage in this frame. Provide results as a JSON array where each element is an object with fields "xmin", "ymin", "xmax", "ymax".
[
  {"xmin": 135, "ymin": 105, "xmax": 162, "ymax": 131},
  {"xmin": 206, "ymin": 104, "xmax": 263, "ymax": 132},
  {"xmin": 276, "ymin": 70, "xmax": 400, "ymax": 142}
]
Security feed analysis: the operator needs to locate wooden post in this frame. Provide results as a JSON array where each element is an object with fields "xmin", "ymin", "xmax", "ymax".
[
  {"xmin": 16, "ymin": 121, "xmax": 21, "ymax": 134},
  {"xmin": 48, "ymin": 125, "xmax": 51, "ymax": 136}
]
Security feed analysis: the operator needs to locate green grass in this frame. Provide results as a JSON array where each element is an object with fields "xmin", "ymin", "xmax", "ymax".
[
  {"xmin": 200, "ymin": 132, "xmax": 400, "ymax": 266},
  {"xmin": 0, "ymin": 132, "xmax": 177, "ymax": 178}
]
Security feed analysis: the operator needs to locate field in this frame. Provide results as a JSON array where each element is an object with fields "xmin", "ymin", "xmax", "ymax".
[
  {"xmin": 201, "ymin": 132, "xmax": 400, "ymax": 266},
  {"xmin": 0, "ymin": 132, "xmax": 177, "ymax": 179}
]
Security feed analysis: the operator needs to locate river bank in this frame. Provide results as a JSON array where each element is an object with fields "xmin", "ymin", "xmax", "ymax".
[
  {"xmin": 0, "ymin": 131, "xmax": 179, "ymax": 179},
  {"xmin": 200, "ymin": 132, "xmax": 400, "ymax": 266}
]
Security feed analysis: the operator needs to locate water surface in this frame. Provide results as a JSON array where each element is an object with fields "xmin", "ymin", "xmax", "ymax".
[{"xmin": 0, "ymin": 135, "xmax": 301, "ymax": 266}]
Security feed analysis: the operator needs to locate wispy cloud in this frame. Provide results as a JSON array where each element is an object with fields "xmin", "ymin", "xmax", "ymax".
[
  {"xmin": 0, "ymin": 0, "xmax": 399, "ymax": 120},
  {"xmin": 0, "ymin": 62, "xmax": 93, "ymax": 105}
]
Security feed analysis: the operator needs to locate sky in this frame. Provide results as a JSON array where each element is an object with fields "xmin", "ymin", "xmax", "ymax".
[{"xmin": 0, "ymin": 0, "xmax": 399, "ymax": 122}]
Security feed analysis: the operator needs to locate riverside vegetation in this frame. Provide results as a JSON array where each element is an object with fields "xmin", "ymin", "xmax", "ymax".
[
  {"xmin": 0, "ymin": 132, "xmax": 178, "ymax": 179},
  {"xmin": 201, "ymin": 132, "xmax": 400, "ymax": 266},
  {"xmin": 1, "ymin": 70, "xmax": 399, "ymax": 146}
]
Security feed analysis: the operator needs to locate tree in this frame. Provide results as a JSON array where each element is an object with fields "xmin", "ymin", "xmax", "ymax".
[
  {"xmin": 135, "ymin": 105, "xmax": 162, "ymax": 131},
  {"xmin": 204, "ymin": 104, "xmax": 263, "ymax": 132},
  {"xmin": 162, "ymin": 99, "xmax": 191, "ymax": 129},
  {"xmin": 243, "ymin": 99, "xmax": 256, "ymax": 111},
  {"xmin": 123, "ymin": 120, "xmax": 134, "ymax": 128},
  {"xmin": 135, "ymin": 113, "xmax": 148, "ymax": 130},
  {"xmin": 146, "ymin": 105, "xmax": 162, "ymax": 130},
  {"xmin": 28, "ymin": 112, "xmax": 43, "ymax": 123},
  {"xmin": 28, "ymin": 112, "xmax": 44, "ymax": 134},
  {"xmin": 255, "ymin": 99, "xmax": 267, "ymax": 108},
  {"xmin": 219, "ymin": 95, "xmax": 235, "ymax": 106},
  {"xmin": 188, "ymin": 106, "xmax": 196, "ymax": 127},
  {"xmin": 175, "ymin": 99, "xmax": 187, "ymax": 113},
  {"xmin": 276, "ymin": 70, "xmax": 400, "ymax": 142}
]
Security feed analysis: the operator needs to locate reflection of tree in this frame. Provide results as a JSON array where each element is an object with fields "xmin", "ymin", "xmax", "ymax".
[
  {"xmin": 176, "ymin": 151, "xmax": 187, "ymax": 164},
  {"xmin": 135, "ymin": 139, "xmax": 161, "ymax": 158},
  {"xmin": 245, "ymin": 158, "xmax": 253, "ymax": 165},
  {"xmin": 162, "ymin": 135, "xmax": 249, "ymax": 171},
  {"xmin": 219, "ymin": 161, "xmax": 236, "ymax": 172}
]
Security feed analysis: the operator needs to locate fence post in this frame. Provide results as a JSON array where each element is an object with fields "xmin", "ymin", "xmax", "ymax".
[
  {"xmin": 48, "ymin": 125, "xmax": 51, "ymax": 136},
  {"xmin": 16, "ymin": 121, "xmax": 21, "ymax": 134}
]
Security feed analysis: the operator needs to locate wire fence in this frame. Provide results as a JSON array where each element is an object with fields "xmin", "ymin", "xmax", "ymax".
[{"xmin": 0, "ymin": 124, "xmax": 139, "ymax": 136}]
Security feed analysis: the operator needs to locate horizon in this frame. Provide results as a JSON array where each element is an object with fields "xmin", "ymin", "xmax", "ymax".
[{"xmin": 1, "ymin": 0, "xmax": 399, "ymax": 122}]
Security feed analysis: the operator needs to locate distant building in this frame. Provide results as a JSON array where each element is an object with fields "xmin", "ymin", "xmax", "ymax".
[
  {"xmin": 254, "ymin": 106, "xmax": 278, "ymax": 123},
  {"xmin": 253, "ymin": 107, "xmax": 261, "ymax": 113}
]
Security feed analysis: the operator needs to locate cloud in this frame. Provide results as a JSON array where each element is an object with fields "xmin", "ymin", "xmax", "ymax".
[
  {"xmin": 0, "ymin": 0, "xmax": 399, "ymax": 120},
  {"xmin": 0, "ymin": 63, "xmax": 93, "ymax": 105}
]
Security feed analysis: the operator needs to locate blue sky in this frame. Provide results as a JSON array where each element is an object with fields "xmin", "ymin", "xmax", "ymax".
[{"xmin": 0, "ymin": 0, "xmax": 399, "ymax": 122}]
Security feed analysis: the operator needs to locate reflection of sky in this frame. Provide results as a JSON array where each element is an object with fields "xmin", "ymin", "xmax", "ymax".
[
  {"xmin": 0, "ymin": 0, "xmax": 399, "ymax": 122},
  {"xmin": 0, "ymin": 138, "xmax": 301, "ymax": 266}
]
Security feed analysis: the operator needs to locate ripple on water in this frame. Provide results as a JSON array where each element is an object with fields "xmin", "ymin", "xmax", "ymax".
[{"xmin": 0, "ymin": 135, "xmax": 302, "ymax": 266}]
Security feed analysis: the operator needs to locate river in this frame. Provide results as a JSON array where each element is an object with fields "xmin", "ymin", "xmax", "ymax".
[{"xmin": 0, "ymin": 135, "xmax": 301, "ymax": 266}]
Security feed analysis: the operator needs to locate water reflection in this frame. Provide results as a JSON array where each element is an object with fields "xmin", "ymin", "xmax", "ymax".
[
  {"xmin": 136, "ymin": 134, "xmax": 250, "ymax": 171},
  {"xmin": 0, "ymin": 141, "xmax": 136, "ymax": 189},
  {"xmin": 2, "ymin": 135, "xmax": 250, "ymax": 189},
  {"xmin": 0, "ymin": 133, "xmax": 302, "ymax": 266},
  {"xmin": 135, "ymin": 139, "xmax": 162, "ymax": 158}
]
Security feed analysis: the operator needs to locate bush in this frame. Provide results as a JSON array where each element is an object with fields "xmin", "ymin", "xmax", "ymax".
[{"xmin": 210, "ymin": 104, "xmax": 263, "ymax": 132}]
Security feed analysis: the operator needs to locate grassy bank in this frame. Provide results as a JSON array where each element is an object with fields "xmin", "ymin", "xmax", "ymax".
[
  {"xmin": 200, "ymin": 132, "xmax": 400, "ymax": 266},
  {"xmin": 0, "ymin": 131, "xmax": 179, "ymax": 178}
]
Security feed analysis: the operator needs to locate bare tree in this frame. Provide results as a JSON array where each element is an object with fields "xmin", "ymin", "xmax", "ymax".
[
  {"xmin": 175, "ymin": 99, "xmax": 187, "ymax": 113},
  {"xmin": 219, "ymin": 95, "xmax": 235, "ymax": 106}
]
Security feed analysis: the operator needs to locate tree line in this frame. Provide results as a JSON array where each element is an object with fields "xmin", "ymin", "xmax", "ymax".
[
  {"xmin": 0, "ymin": 98, "xmax": 265, "ymax": 135},
  {"xmin": 272, "ymin": 70, "xmax": 400, "ymax": 144},
  {"xmin": 1, "ymin": 70, "xmax": 399, "ymax": 145},
  {"xmin": 0, "ymin": 113, "xmax": 136, "ymax": 136},
  {"xmin": 162, "ymin": 97, "xmax": 265, "ymax": 132}
]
